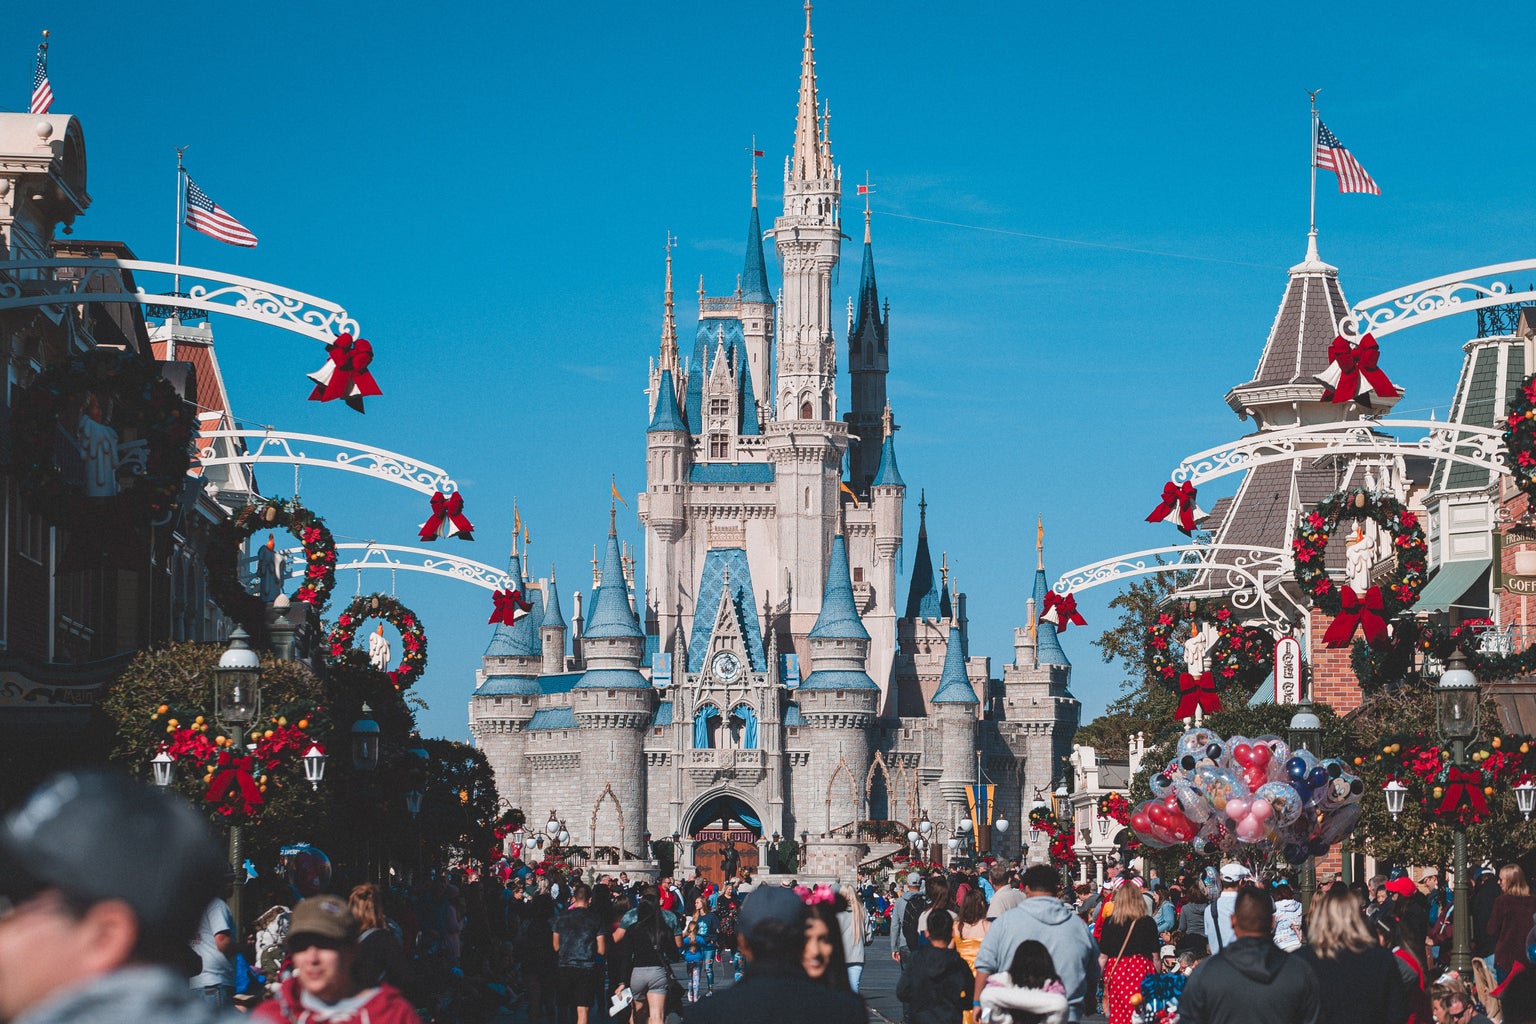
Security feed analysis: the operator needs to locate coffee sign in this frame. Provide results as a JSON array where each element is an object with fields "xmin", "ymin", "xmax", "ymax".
[
  {"xmin": 1274, "ymin": 636, "xmax": 1303, "ymax": 705},
  {"xmin": 1507, "ymin": 575, "xmax": 1536, "ymax": 596}
]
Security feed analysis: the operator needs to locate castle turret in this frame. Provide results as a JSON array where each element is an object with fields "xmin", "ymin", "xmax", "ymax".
[
  {"xmin": 931, "ymin": 625, "xmax": 979, "ymax": 810},
  {"xmin": 844, "ymin": 199, "xmax": 889, "ymax": 495},
  {"xmin": 741, "ymin": 166, "xmax": 775, "ymax": 417},
  {"xmin": 541, "ymin": 565, "xmax": 567, "ymax": 675},
  {"xmin": 573, "ymin": 510, "xmax": 653, "ymax": 858},
  {"xmin": 645, "ymin": 245, "xmax": 692, "ymax": 647},
  {"xmin": 800, "ymin": 532, "xmax": 877, "ymax": 835}
]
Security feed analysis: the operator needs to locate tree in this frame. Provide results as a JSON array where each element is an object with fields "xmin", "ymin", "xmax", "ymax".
[
  {"xmin": 1075, "ymin": 573, "xmax": 1188, "ymax": 758},
  {"xmin": 417, "ymin": 738, "xmax": 500, "ymax": 866}
]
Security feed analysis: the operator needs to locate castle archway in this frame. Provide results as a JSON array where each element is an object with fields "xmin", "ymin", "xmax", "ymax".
[{"xmin": 684, "ymin": 789, "xmax": 764, "ymax": 887}]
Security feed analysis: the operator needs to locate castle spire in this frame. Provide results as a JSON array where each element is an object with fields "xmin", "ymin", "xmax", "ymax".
[
  {"xmin": 742, "ymin": 176, "xmax": 772, "ymax": 305},
  {"xmin": 904, "ymin": 491, "xmax": 941, "ymax": 620},
  {"xmin": 791, "ymin": 1, "xmax": 830, "ymax": 182},
  {"xmin": 659, "ymin": 232, "xmax": 679, "ymax": 376}
]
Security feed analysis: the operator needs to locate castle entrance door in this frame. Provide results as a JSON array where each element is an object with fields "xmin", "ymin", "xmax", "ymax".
[{"xmin": 687, "ymin": 793, "xmax": 762, "ymax": 887}]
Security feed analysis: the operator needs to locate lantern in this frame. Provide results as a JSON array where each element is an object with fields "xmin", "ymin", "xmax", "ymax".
[
  {"xmin": 1097, "ymin": 814, "xmax": 1110, "ymax": 837},
  {"xmin": 213, "ymin": 627, "xmax": 261, "ymax": 727},
  {"xmin": 1384, "ymin": 780, "xmax": 1408, "ymax": 820},
  {"xmin": 406, "ymin": 789, "xmax": 423, "ymax": 817},
  {"xmin": 302, "ymin": 743, "xmax": 327, "ymax": 791},
  {"xmin": 350, "ymin": 704, "xmax": 380, "ymax": 772},
  {"xmin": 1436, "ymin": 652, "xmax": 1480, "ymax": 743},
  {"xmin": 547, "ymin": 813, "xmax": 562, "ymax": 836},
  {"xmin": 1053, "ymin": 784, "xmax": 1070, "ymax": 822},
  {"xmin": 151, "ymin": 749, "xmax": 175, "ymax": 788},
  {"xmin": 1517, "ymin": 781, "xmax": 1536, "ymax": 821},
  {"xmin": 995, "ymin": 818, "xmax": 1010, "ymax": 834}
]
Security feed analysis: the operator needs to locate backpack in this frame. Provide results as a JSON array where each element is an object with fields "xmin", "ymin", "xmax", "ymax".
[
  {"xmin": 902, "ymin": 894, "xmax": 931, "ymax": 951},
  {"xmin": 717, "ymin": 897, "xmax": 739, "ymax": 939}
]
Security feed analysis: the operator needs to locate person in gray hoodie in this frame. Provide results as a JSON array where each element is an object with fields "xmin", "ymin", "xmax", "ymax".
[
  {"xmin": 0, "ymin": 770, "xmax": 238, "ymax": 1024},
  {"xmin": 1179, "ymin": 888, "xmax": 1319, "ymax": 1024},
  {"xmin": 972, "ymin": 866, "xmax": 1099, "ymax": 1024}
]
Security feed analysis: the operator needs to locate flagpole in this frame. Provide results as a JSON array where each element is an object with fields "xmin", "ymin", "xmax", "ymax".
[
  {"xmin": 174, "ymin": 147, "xmax": 188, "ymax": 297},
  {"xmin": 1307, "ymin": 89, "xmax": 1321, "ymax": 260}
]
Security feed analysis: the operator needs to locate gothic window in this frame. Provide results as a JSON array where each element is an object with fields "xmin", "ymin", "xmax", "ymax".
[
  {"xmin": 693, "ymin": 704, "xmax": 721, "ymax": 748},
  {"xmin": 709, "ymin": 435, "xmax": 728, "ymax": 459},
  {"xmin": 710, "ymin": 398, "xmax": 730, "ymax": 418},
  {"xmin": 853, "ymin": 567, "xmax": 864, "ymax": 583},
  {"xmin": 800, "ymin": 400, "xmax": 814, "ymax": 420},
  {"xmin": 730, "ymin": 705, "xmax": 759, "ymax": 749}
]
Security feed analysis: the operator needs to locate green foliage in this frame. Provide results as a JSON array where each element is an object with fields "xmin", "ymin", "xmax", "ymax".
[{"xmin": 417, "ymin": 738, "xmax": 501, "ymax": 864}]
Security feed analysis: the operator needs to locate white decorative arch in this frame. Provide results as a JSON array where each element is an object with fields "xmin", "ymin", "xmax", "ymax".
[
  {"xmin": 1169, "ymin": 419, "xmax": 1506, "ymax": 488},
  {"xmin": 681, "ymin": 786, "xmax": 766, "ymax": 837},
  {"xmin": 279, "ymin": 542, "xmax": 512, "ymax": 593},
  {"xmin": 1345, "ymin": 259, "xmax": 1536, "ymax": 341},
  {"xmin": 0, "ymin": 257, "xmax": 361, "ymax": 344},
  {"xmin": 1052, "ymin": 544, "xmax": 1304, "ymax": 630},
  {"xmin": 199, "ymin": 428, "xmax": 459, "ymax": 496}
]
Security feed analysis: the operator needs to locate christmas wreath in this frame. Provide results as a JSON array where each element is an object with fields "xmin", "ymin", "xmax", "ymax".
[
  {"xmin": 1503, "ymin": 374, "xmax": 1536, "ymax": 500},
  {"xmin": 1097, "ymin": 792, "xmax": 1132, "ymax": 825},
  {"xmin": 11, "ymin": 349, "xmax": 194, "ymax": 526},
  {"xmin": 1147, "ymin": 600, "xmax": 1274, "ymax": 718},
  {"xmin": 150, "ymin": 698, "xmax": 329, "ymax": 822},
  {"xmin": 1370, "ymin": 732, "xmax": 1536, "ymax": 826},
  {"xmin": 207, "ymin": 500, "xmax": 338, "ymax": 634},
  {"xmin": 1292, "ymin": 488, "xmax": 1427, "ymax": 647},
  {"xmin": 327, "ymin": 593, "xmax": 428, "ymax": 690}
]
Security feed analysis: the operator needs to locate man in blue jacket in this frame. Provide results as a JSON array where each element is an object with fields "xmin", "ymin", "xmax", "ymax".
[{"xmin": 972, "ymin": 866, "xmax": 1099, "ymax": 1023}]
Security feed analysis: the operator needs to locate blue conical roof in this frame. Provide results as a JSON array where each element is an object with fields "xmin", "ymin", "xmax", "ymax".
[
  {"xmin": 808, "ymin": 534, "xmax": 869, "ymax": 640},
  {"xmin": 742, "ymin": 203, "xmax": 772, "ymax": 304},
  {"xmin": 872, "ymin": 431, "xmax": 904, "ymax": 487},
  {"xmin": 648, "ymin": 369, "xmax": 687, "ymax": 433},
  {"xmin": 543, "ymin": 569, "xmax": 566, "ymax": 629},
  {"xmin": 584, "ymin": 519, "xmax": 643, "ymax": 639},
  {"xmin": 932, "ymin": 626, "xmax": 979, "ymax": 705},
  {"xmin": 939, "ymin": 580, "xmax": 953, "ymax": 620},
  {"xmin": 851, "ymin": 236, "xmax": 881, "ymax": 343},
  {"xmin": 1032, "ymin": 568, "xmax": 1070, "ymax": 667},
  {"xmin": 485, "ymin": 550, "xmax": 541, "ymax": 657}
]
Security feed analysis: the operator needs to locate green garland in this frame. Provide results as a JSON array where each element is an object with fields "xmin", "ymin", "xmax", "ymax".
[
  {"xmin": 1503, "ymin": 374, "xmax": 1536, "ymax": 500},
  {"xmin": 206, "ymin": 499, "xmax": 338, "ymax": 634},
  {"xmin": 11, "ymin": 349, "xmax": 193, "ymax": 525},
  {"xmin": 1146, "ymin": 599, "xmax": 1274, "ymax": 695},
  {"xmin": 1292, "ymin": 488, "xmax": 1427, "ymax": 616},
  {"xmin": 327, "ymin": 593, "xmax": 428, "ymax": 690}
]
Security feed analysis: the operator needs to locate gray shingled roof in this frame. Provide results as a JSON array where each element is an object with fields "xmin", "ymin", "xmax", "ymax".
[
  {"xmin": 1437, "ymin": 338, "xmax": 1525, "ymax": 493},
  {"xmin": 1233, "ymin": 266, "xmax": 1350, "ymax": 393}
]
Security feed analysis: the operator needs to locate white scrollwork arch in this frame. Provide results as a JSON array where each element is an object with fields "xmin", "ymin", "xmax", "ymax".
[{"xmin": 199, "ymin": 429, "xmax": 458, "ymax": 497}]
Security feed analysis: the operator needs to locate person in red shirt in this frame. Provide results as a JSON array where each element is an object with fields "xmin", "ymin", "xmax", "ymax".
[{"xmin": 253, "ymin": 895, "xmax": 422, "ymax": 1024}]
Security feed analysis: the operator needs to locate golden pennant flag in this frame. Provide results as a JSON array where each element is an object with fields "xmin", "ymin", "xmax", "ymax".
[
  {"xmin": 611, "ymin": 476, "xmax": 630, "ymax": 510},
  {"xmin": 839, "ymin": 481, "xmax": 860, "ymax": 508},
  {"xmin": 965, "ymin": 783, "xmax": 996, "ymax": 833},
  {"xmin": 513, "ymin": 503, "xmax": 521, "ymax": 538}
]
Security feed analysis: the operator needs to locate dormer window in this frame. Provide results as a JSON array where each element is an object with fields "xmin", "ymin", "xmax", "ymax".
[{"xmin": 709, "ymin": 435, "xmax": 729, "ymax": 459}]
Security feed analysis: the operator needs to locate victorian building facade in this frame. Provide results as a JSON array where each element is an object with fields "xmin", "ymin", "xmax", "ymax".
[{"xmin": 469, "ymin": 7, "xmax": 1080, "ymax": 881}]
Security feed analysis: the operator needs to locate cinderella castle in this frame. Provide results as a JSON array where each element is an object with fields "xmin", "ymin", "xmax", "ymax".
[{"xmin": 469, "ymin": 5, "xmax": 1079, "ymax": 881}]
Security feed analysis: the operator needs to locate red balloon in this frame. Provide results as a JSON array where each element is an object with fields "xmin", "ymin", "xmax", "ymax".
[
  {"xmin": 1232, "ymin": 743, "xmax": 1253, "ymax": 767},
  {"xmin": 1250, "ymin": 745, "xmax": 1272, "ymax": 769},
  {"xmin": 1131, "ymin": 811, "xmax": 1154, "ymax": 835},
  {"xmin": 1147, "ymin": 803, "xmax": 1172, "ymax": 828}
]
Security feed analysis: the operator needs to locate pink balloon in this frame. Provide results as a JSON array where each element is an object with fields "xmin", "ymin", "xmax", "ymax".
[
  {"xmin": 1250, "ymin": 799, "xmax": 1273, "ymax": 821},
  {"xmin": 1235, "ymin": 815, "xmax": 1266, "ymax": 842},
  {"xmin": 1227, "ymin": 797, "xmax": 1250, "ymax": 820}
]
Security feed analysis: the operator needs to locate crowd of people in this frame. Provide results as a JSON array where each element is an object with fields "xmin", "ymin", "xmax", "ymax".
[{"xmin": 14, "ymin": 769, "xmax": 1536, "ymax": 1024}]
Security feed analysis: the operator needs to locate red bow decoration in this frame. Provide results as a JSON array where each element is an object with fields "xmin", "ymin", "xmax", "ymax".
[
  {"xmin": 1320, "ymin": 334, "xmax": 1398, "ymax": 406},
  {"xmin": 489, "ymin": 588, "xmax": 533, "ymax": 626},
  {"xmin": 1438, "ymin": 766, "xmax": 1490, "ymax": 819},
  {"xmin": 307, "ymin": 333, "xmax": 384, "ymax": 413},
  {"xmin": 1145, "ymin": 481, "xmax": 1207, "ymax": 535},
  {"xmin": 1321, "ymin": 585, "xmax": 1389, "ymax": 648},
  {"xmin": 1040, "ymin": 591, "xmax": 1086, "ymax": 632},
  {"xmin": 419, "ymin": 491, "xmax": 475, "ymax": 542},
  {"xmin": 205, "ymin": 751, "xmax": 264, "ymax": 813},
  {"xmin": 1175, "ymin": 672, "xmax": 1222, "ymax": 719}
]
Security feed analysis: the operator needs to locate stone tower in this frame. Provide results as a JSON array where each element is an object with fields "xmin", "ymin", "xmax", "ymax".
[
  {"xmin": 932, "ymin": 625, "xmax": 980, "ymax": 816},
  {"xmin": 540, "ymin": 567, "xmax": 567, "ymax": 676},
  {"xmin": 798, "ymin": 532, "xmax": 878, "ymax": 836},
  {"xmin": 572, "ymin": 512, "xmax": 654, "ymax": 857}
]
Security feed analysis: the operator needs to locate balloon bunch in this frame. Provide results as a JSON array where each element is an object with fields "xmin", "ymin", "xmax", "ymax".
[{"xmin": 1131, "ymin": 728, "xmax": 1365, "ymax": 864}]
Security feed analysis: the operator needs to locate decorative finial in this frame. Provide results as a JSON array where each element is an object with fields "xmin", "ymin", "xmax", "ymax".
[
  {"xmin": 881, "ymin": 404, "xmax": 895, "ymax": 439},
  {"xmin": 748, "ymin": 135, "xmax": 761, "ymax": 207},
  {"xmin": 550, "ymin": 563, "xmax": 557, "ymax": 583},
  {"xmin": 804, "ymin": 0, "xmax": 813, "ymax": 36},
  {"xmin": 919, "ymin": 488, "xmax": 927, "ymax": 522},
  {"xmin": 1037, "ymin": 515, "xmax": 1044, "ymax": 571},
  {"xmin": 940, "ymin": 553, "xmax": 949, "ymax": 588},
  {"xmin": 860, "ymin": 172, "xmax": 875, "ymax": 244}
]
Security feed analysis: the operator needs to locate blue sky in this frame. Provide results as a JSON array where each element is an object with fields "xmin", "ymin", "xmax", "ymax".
[{"xmin": 24, "ymin": 1, "xmax": 1536, "ymax": 738}]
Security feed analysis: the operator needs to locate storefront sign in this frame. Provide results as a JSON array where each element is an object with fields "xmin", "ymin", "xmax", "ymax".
[{"xmin": 1274, "ymin": 636, "xmax": 1303, "ymax": 705}]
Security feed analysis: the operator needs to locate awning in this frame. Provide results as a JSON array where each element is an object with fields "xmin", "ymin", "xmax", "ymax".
[{"xmin": 1413, "ymin": 558, "xmax": 1491, "ymax": 614}]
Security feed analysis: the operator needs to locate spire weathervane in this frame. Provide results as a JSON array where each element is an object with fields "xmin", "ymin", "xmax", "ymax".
[
  {"xmin": 1037, "ymin": 515, "xmax": 1044, "ymax": 571},
  {"xmin": 860, "ymin": 171, "xmax": 876, "ymax": 243}
]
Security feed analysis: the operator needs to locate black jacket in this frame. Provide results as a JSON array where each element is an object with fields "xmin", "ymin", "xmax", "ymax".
[
  {"xmin": 1295, "ymin": 945, "xmax": 1408, "ymax": 1024},
  {"xmin": 682, "ymin": 961, "xmax": 865, "ymax": 1024},
  {"xmin": 896, "ymin": 945, "xmax": 974, "ymax": 1024},
  {"xmin": 1179, "ymin": 936, "xmax": 1319, "ymax": 1024}
]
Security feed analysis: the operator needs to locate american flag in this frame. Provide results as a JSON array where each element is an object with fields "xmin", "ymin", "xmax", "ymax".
[
  {"xmin": 1316, "ymin": 122, "xmax": 1379, "ymax": 196},
  {"xmin": 183, "ymin": 178, "xmax": 258, "ymax": 248},
  {"xmin": 30, "ymin": 45, "xmax": 52, "ymax": 115}
]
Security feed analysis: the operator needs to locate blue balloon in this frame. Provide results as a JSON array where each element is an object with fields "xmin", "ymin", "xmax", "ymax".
[
  {"xmin": 1286, "ymin": 756, "xmax": 1309, "ymax": 781},
  {"xmin": 1307, "ymin": 766, "xmax": 1330, "ymax": 790}
]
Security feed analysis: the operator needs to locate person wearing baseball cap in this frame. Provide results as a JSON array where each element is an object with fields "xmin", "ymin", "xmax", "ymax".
[
  {"xmin": 252, "ymin": 895, "xmax": 422, "ymax": 1023},
  {"xmin": 687, "ymin": 886, "xmax": 864, "ymax": 1024},
  {"xmin": 0, "ymin": 769, "xmax": 236, "ymax": 1024},
  {"xmin": 1203, "ymin": 863, "xmax": 1251, "ymax": 954}
]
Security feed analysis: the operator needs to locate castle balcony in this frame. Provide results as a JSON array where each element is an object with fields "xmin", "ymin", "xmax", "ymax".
[{"xmin": 685, "ymin": 747, "xmax": 766, "ymax": 786}]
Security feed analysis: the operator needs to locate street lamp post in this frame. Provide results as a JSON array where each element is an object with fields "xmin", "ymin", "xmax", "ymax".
[
  {"xmin": 1288, "ymin": 697, "xmax": 1322, "ymax": 915},
  {"xmin": 213, "ymin": 627, "xmax": 262, "ymax": 935},
  {"xmin": 1436, "ymin": 651, "xmax": 1480, "ymax": 975}
]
